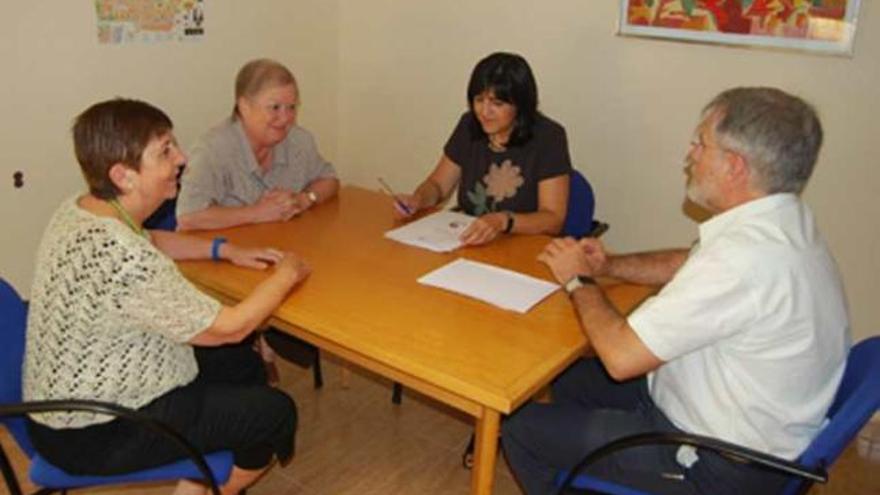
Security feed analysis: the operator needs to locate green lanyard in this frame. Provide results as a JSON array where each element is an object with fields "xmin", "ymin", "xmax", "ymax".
[{"xmin": 108, "ymin": 198, "xmax": 148, "ymax": 239}]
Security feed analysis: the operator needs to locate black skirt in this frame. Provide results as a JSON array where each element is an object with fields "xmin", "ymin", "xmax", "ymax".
[{"xmin": 28, "ymin": 336, "xmax": 297, "ymax": 474}]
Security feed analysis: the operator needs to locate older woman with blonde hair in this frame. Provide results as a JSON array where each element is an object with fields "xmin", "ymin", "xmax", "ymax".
[
  {"xmin": 176, "ymin": 58, "xmax": 338, "ymax": 229},
  {"xmin": 24, "ymin": 98, "xmax": 308, "ymax": 495},
  {"xmin": 176, "ymin": 58, "xmax": 338, "ymax": 382}
]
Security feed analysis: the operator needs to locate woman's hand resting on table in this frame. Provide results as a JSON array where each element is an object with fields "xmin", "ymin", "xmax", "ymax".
[
  {"xmin": 220, "ymin": 243, "xmax": 311, "ymax": 284},
  {"xmin": 222, "ymin": 244, "xmax": 285, "ymax": 270},
  {"xmin": 253, "ymin": 189, "xmax": 299, "ymax": 223},
  {"xmin": 459, "ymin": 212, "xmax": 507, "ymax": 246},
  {"xmin": 273, "ymin": 252, "xmax": 312, "ymax": 286}
]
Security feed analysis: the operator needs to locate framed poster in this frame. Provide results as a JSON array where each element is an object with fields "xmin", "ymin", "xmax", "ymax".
[
  {"xmin": 619, "ymin": 1, "xmax": 862, "ymax": 56},
  {"xmin": 95, "ymin": 0, "xmax": 206, "ymax": 44}
]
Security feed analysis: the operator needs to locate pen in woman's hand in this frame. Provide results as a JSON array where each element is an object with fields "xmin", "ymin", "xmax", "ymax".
[{"xmin": 377, "ymin": 178, "xmax": 413, "ymax": 215}]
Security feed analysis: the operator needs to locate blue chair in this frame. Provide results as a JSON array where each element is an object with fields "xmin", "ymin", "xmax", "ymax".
[
  {"xmin": 0, "ymin": 278, "xmax": 233, "ymax": 495},
  {"xmin": 143, "ymin": 197, "xmax": 178, "ymax": 231},
  {"xmin": 143, "ymin": 169, "xmax": 181, "ymax": 231},
  {"xmin": 563, "ymin": 169, "xmax": 595, "ymax": 238},
  {"xmin": 563, "ymin": 169, "xmax": 608, "ymax": 239},
  {"xmin": 555, "ymin": 336, "xmax": 880, "ymax": 494}
]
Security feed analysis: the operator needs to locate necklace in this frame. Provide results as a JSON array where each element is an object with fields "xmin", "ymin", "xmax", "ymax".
[
  {"xmin": 108, "ymin": 198, "xmax": 148, "ymax": 238},
  {"xmin": 487, "ymin": 138, "xmax": 507, "ymax": 152}
]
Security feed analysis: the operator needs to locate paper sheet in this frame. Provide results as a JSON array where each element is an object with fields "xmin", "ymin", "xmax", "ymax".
[
  {"xmin": 384, "ymin": 210, "xmax": 475, "ymax": 253},
  {"xmin": 418, "ymin": 258, "xmax": 559, "ymax": 313}
]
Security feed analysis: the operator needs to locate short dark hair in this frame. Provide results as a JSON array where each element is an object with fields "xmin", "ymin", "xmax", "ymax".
[
  {"xmin": 466, "ymin": 52, "xmax": 539, "ymax": 146},
  {"xmin": 73, "ymin": 98, "xmax": 173, "ymax": 199},
  {"xmin": 705, "ymin": 87, "xmax": 823, "ymax": 194}
]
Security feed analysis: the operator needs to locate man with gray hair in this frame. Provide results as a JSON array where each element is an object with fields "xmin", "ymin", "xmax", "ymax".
[{"xmin": 502, "ymin": 87, "xmax": 849, "ymax": 494}]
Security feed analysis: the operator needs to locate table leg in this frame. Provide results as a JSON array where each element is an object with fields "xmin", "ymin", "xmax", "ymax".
[{"xmin": 470, "ymin": 408, "xmax": 500, "ymax": 495}]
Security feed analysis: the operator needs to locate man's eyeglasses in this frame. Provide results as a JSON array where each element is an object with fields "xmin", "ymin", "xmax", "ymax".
[{"xmin": 689, "ymin": 137, "xmax": 730, "ymax": 155}]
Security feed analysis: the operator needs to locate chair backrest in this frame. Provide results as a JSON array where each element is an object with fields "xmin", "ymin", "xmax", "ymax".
[
  {"xmin": 557, "ymin": 338, "xmax": 880, "ymax": 495},
  {"xmin": 144, "ymin": 169, "xmax": 182, "ymax": 231},
  {"xmin": 781, "ymin": 336, "xmax": 880, "ymax": 495},
  {"xmin": 1, "ymin": 278, "xmax": 230, "ymax": 494},
  {"xmin": 143, "ymin": 197, "xmax": 177, "ymax": 231},
  {"xmin": 0, "ymin": 278, "xmax": 36, "ymax": 456},
  {"xmin": 562, "ymin": 169, "xmax": 595, "ymax": 239}
]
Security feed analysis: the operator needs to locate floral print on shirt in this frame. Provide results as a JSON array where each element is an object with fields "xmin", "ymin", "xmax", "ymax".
[{"xmin": 466, "ymin": 159, "xmax": 524, "ymax": 215}]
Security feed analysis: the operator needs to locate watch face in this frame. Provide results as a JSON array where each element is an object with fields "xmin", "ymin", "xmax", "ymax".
[
  {"xmin": 307, "ymin": 191, "xmax": 318, "ymax": 203},
  {"xmin": 566, "ymin": 275, "xmax": 596, "ymax": 293},
  {"xmin": 564, "ymin": 276, "xmax": 582, "ymax": 294}
]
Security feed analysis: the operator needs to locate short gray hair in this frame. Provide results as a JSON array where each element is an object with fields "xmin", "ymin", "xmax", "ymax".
[
  {"xmin": 705, "ymin": 87, "xmax": 823, "ymax": 194},
  {"xmin": 232, "ymin": 58, "xmax": 297, "ymax": 118}
]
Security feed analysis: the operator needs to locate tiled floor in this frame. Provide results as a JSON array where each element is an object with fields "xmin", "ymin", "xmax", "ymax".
[{"xmin": 2, "ymin": 356, "xmax": 878, "ymax": 494}]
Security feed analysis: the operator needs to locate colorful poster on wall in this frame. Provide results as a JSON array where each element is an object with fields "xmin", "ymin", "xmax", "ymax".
[
  {"xmin": 619, "ymin": 0, "xmax": 862, "ymax": 55},
  {"xmin": 95, "ymin": 0, "xmax": 205, "ymax": 44}
]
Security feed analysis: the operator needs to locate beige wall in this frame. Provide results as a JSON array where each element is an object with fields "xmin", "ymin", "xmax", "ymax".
[
  {"xmin": 337, "ymin": 1, "xmax": 879, "ymax": 342},
  {"xmin": 2, "ymin": 2, "xmax": 877, "ymax": 341},
  {"xmin": 0, "ymin": 1, "xmax": 339, "ymax": 292}
]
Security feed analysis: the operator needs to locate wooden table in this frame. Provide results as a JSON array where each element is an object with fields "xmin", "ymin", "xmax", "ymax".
[{"xmin": 177, "ymin": 185, "xmax": 654, "ymax": 494}]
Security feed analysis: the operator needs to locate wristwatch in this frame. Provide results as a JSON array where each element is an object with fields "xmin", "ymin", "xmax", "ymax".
[
  {"xmin": 503, "ymin": 211, "xmax": 515, "ymax": 234},
  {"xmin": 564, "ymin": 275, "xmax": 597, "ymax": 294},
  {"xmin": 306, "ymin": 191, "xmax": 318, "ymax": 204}
]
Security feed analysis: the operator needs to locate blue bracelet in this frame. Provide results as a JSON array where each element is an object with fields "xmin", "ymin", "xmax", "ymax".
[{"xmin": 211, "ymin": 237, "xmax": 227, "ymax": 261}]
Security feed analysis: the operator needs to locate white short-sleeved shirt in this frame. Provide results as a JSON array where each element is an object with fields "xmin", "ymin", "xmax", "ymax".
[
  {"xmin": 628, "ymin": 194, "xmax": 849, "ymax": 460},
  {"xmin": 23, "ymin": 197, "xmax": 222, "ymax": 428},
  {"xmin": 176, "ymin": 118, "xmax": 337, "ymax": 216}
]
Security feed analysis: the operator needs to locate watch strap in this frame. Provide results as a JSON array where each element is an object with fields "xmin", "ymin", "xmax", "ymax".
[
  {"xmin": 564, "ymin": 275, "xmax": 596, "ymax": 294},
  {"xmin": 503, "ymin": 211, "xmax": 515, "ymax": 234},
  {"xmin": 211, "ymin": 237, "xmax": 228, "ymax": 261}
]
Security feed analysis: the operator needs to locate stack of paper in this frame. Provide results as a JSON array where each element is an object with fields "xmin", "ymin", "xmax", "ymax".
[
  {"xmin": 418, "ymin": 258, "xmax": 559, "ymax": 313},
  {"xmin": 384, "ymin": 210, "xmax": 475, "ymax": 253}
]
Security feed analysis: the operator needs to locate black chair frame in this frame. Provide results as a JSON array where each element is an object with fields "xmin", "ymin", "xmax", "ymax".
[
  {"xmin": 555, "ymin": 431, "xmax": 828, "ymax": 495},
  {"xmin": 0, "ymin": 399, "xmax": 221, "ymax": 495}
]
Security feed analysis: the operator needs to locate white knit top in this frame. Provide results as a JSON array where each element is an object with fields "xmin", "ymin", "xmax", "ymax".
[{"xmin": 23, "ymin": 196, "xmax": 221, "ymax": 428}]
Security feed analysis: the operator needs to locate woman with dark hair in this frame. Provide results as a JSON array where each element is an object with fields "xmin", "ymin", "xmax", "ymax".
[
  {"xmin": 395, "ymin": 52, "xmax": 571, "ymax": 246},
  {"xmin": 24, "ymin": 98, "xmax": 308, "ymax": 495}
]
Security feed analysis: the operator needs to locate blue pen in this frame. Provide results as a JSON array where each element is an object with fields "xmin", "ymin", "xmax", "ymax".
[{"xmin": 377, "ymin": 178, "xmax": 412, "ymax": 215}]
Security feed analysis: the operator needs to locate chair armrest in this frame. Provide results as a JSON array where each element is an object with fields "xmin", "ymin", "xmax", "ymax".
[
  {"xmin": 0, "ymin": 400, "xmax": 221, "ymax": 495},
  {"xmin": 557, "ymin": 431, "xmax": 827, "ymax": 494}
]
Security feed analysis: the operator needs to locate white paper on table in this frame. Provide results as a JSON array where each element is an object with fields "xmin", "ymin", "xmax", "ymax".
[
  {"xmin": 417, "ymin": 258, "xmax": 560, "ymax": 313},
  {"xmin": 384, "ymin": 210, "xmax": 475, "ymax": 253}
]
